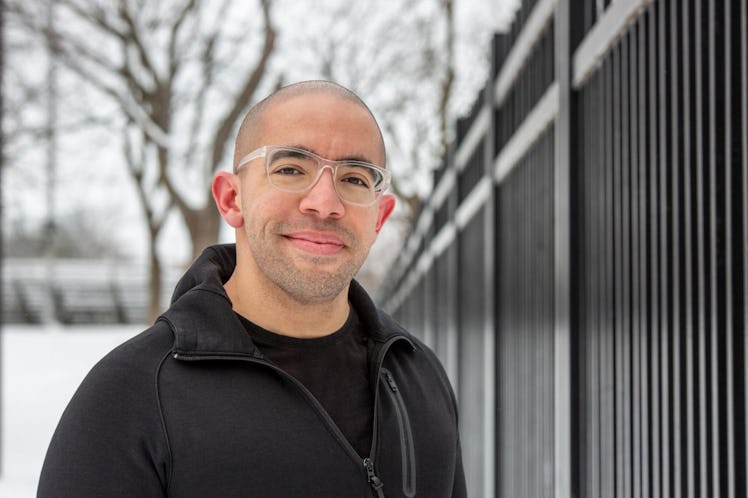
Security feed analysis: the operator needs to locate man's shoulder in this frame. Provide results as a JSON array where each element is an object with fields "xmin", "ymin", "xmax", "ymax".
[
  {"xmin": 377, "ymin": 314, "xmax": 457, "ymax": 394},
  {"xmin": 85, "ymin": 321, "xmax": 175, "ymax": 388},
  {"xmin": 39, "ymin": 322, "xmax": 175, "ymax": 495},
  {"xmin": 56, "ymin": 321, "xmax": 175, "ymax": 437}
]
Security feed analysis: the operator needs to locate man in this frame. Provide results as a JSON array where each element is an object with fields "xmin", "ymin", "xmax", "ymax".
[{"xmin": 38, "ymin": 81, "xmax": 466, "ymax": 497}]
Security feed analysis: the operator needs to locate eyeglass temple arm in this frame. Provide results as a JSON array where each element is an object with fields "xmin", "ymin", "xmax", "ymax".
[{"xmin": 234, "ymin": 146, "xmax": 268, "ymax": 173}]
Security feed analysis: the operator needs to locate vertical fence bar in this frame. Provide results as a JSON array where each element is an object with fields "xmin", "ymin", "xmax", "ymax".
[
  {"xmin": 482, "ymin": 104, "xmax": 496, "ymax": 498},
  {"xmin": 695, "ymin": 0, "xmax": 709, "ymax": 492},
  {"xmin": 658, "ymin": 0, "xmax": 671, "ymax": 494},
  {"xmin": 622, "ymin": 32, "xmax": 633, "ymax": 498},
  {"xmin": 630, "ymin": 23, "xmax": 642, "ymax": 497},
  {"xmin": 640, "ymin": 11, "xmax": 653, "ymax": 497},
  {"xmin": 682, "ymin": 1, "xmax": 696, "ymax": 496},
  {"xmin": 722, "ymin": 3, "xmax": 735, "ymax": 497},
  {"xmin": 423, "ymin": 253, "xmax": 434, "ymax": 349},
  {"xmin": 522, "ymin": 164, "xmax": 531, "ymax": 498},
  {"xmin": 648, "ymin": 2, "xmax": 662, "ymax": 494},
  {"xmin": 447, "ymin": 239, "xmax": 459, "ymax": 395},
  {"xmin": 602, "ymin": 48, "xmax": 615, "ymax": 498},
  {"xmin": 547, "ymin": 135, "xmax": 557, "ymax": 498},
  {"xmin": 555, "ymin": 0, "xmax": 573, "ymax": 494},
  {"xmin": 612, "ymin": 39, "xmax": 624, "ymax": 498},
  {"xmin": 636, "ymin": 12, "xmax": 650, "ymax": 498},
  {"xmin": 591, "ymin": 69, "xmax": 603, "ymax": 498},
  {"xmin": 618, "ymin": 30, "xmax": 629, "ymax": 495},
  {"xmin": 742, "ymin": 1, "xmax": 748, "ymax": 492},
  {"xmin": 583, "ymin": 69, "xmax": 602, "ymax": 498},
  {"xmin": 707, "ymin": 0, "xmax": 721, "ymax": 494},
  {"xmin": 669, "ymin": 1, "xmax": 684, "ymax": 494},
  {"xmin": 576, "ymin": 77, "xmax": 586, "ymax": 498}
]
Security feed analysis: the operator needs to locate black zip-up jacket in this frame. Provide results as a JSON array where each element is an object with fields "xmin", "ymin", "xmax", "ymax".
[{"xmin": 38, "ymin": 244, "xmax": 467, "ymax": 497}]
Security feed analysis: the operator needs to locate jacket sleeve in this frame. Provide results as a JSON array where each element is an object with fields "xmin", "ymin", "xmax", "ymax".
[
  {"xmin": 451, "ymin": 436, "xmax": 468, "ymax": 497},
  {"xmin": 37, "ymin": 334, "xmax": 171, "ymax": 497},
  {"xmin": 415, "ymin": 339, "xmax": 469, "ymax": 498}
]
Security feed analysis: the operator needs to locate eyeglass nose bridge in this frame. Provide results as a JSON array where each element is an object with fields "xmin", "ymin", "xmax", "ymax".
[
  {"xmin": 303, "ymin": 163, "xmax": 347, "ymax": 201},
  {"xmin": 307, "ymin": 163, "xmax": 337, "ymax": 188}
]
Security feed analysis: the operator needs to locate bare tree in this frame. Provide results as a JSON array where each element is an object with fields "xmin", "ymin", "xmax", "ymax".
[
  {"xmin": 4, "ymin": 0, "xmax": 500, "ymax": 313},
  {"xmin": 279, "ymin": 0, "xmax": 465, "ymax": 291},
  {"xmin": 437, "ymin": 0, "xmax": 456, "ymax": 160},
  {"xmin": 5, "ymin": 0, "xmax": 277, "ymax": 320},
  {"xmin": 287, "ymin": 0, "xmax": 461, "ymax": 224}
]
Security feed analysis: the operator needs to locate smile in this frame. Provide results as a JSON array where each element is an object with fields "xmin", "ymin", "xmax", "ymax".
[{"xmin": 283, "ymin": 232, "xmax": 346, "ymax": 256}]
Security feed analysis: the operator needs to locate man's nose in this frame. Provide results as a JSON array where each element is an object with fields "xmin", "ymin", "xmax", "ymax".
[{"xmin": 298, "ymin": 166, "xmax": 345, "ymax": 218}]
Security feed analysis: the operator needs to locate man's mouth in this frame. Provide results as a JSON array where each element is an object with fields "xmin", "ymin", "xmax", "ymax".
[{"xmin": 283, "ymin": 231, "xmax": 346, "ymax": 256}]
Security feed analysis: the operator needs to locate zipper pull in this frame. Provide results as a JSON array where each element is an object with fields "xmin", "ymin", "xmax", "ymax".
[
  {"xmin": 384, "ymin": 371, "xmax": 398, "ymax": 392},
  {"xmin": 363, "ymin": 457, "xmax": 385, "ymax": 497}
]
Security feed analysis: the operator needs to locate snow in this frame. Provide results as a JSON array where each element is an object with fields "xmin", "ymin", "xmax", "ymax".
[{"xmin": 0, "ymin": 324, "xmax": 141, "ymax": 497}]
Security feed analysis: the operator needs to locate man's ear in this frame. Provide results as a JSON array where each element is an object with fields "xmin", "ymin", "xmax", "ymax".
[
  {"xmin": 212, "ymin": 172, "xmax": 244, "ymax": 228},
  {"xmin": 374, "ymin": 194, "xmax": 396, "ymax": 234}
]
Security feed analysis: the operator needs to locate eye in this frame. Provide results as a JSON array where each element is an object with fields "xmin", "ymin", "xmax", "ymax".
[
  {"xmin": 272, "ymin": 164, "xmax": 306, "ymax": 176},
  {"xmin": 268, "ymin": 153, "xmax": 315, "ymax": 176},
  {"xmin": 338, "ymin": 169, "xmax": 375, "ymax": 189}
]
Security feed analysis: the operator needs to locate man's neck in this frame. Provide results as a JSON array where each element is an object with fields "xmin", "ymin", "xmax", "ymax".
[{"xmin": 223, "ymin": 270, "xmax": 351, "ymax": 339}]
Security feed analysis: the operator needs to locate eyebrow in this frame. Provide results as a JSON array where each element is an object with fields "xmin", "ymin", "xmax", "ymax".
[
  {"xmin": 285, "ymin": 144, "xmax": 378, "ymax": 166},
  {"xmin": 272, "ymin": 147, "xmax": 311, "ymax": 160}
]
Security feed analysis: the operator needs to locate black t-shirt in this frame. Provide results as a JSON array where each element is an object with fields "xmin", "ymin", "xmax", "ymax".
[{"xmin": 236, "ymin": 308, "xmax": 373, "ymax": 457}]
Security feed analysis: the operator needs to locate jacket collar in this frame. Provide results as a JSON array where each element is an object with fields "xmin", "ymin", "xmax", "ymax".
[{"xmin": 159, "ymin": 244, "xmax": 412, "ymax": 358}]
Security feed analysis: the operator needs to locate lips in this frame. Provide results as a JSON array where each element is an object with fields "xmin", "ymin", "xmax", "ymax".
[{"xmin": 282, "ymin": 231, "xmax": 347, "ymax": 256}]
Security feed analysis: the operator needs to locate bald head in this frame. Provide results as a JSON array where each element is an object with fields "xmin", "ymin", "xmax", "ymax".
[{"xmin": 233, "ymin": 81, "xmax": 386, "ymax": 167}]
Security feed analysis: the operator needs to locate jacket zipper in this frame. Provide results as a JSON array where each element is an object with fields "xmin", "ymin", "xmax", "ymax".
[
  {"xmin": 363, "ymin": 457, "xmax": 385, "ymax": 498},
  {"xmin": 381, "ymin": 368, "xmax": 416, "ymax": 497},
  {"xmin": 362, "ymin": 335, "xmax": 414, "ymax": 497},
  {"xmin": 173, "ymin": 334, "xmax": 414, "ymax": 497}
]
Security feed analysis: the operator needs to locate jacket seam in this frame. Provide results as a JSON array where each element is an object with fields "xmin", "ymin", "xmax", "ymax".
[
  {"xmin": 189, "ymin": 286, "xmax": 233, "ymax": 302},
  {"xmin": 154, "ymin": 349, "xmax": 175, "ymax": 494}
]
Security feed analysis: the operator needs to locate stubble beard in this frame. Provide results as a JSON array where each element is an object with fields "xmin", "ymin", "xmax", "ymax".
[{"xmin": 244, "ymin": 221, "xmax": 369, "ymax": 304}]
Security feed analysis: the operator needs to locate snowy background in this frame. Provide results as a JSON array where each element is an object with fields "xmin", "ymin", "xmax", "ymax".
[{"xmin": 0, "ymin": 325, "xmax": 141, "ymax": 497}]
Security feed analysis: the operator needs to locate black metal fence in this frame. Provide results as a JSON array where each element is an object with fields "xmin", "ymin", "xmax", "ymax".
[{"xmin": 380, "ymin": 0, "xmax": 747, "ymax": 496}]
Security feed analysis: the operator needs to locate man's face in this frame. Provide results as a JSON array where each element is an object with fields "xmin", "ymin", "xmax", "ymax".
[{"xmin": 235, "ymin": 93, "xmax": 394, "ymax": 304}]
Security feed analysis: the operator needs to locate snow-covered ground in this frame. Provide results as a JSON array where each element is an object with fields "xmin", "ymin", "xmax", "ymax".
[{"xmin": 0, "ymin": 324, "xmax": 141, "ymax": 497}]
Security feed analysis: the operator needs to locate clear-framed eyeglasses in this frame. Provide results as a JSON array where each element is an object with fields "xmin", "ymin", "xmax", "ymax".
[{"xmin": 235, "ymin": 146, "xmax": 391, "ymax": 207}]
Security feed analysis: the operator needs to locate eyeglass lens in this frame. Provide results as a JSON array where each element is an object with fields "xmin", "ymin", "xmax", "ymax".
[{"xmin": 266, "ymin": 148, "xmax": 384, "ymax": 205}]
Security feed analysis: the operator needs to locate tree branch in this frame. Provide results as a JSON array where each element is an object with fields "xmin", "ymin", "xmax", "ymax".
[
  {"xmin": 6, "ymin": 0, "xmax": 171, "ymax": 147},
  {"xmin": 59, "ymin": 48, "xmax": 171, "ymax": 147},
  {"xmin": 55, "ymin": 0, "xmax": 127, "ymax": 40},
  {"xmin": 437, "ymin": 0, "xmax": 455, "ymax": 159},
  {"xmin": 164, "ymin": 0, "xmax": 278, "ymax": 215},
  {"xmin": 182, "ymin": 1, "xmax": 231, "ymax": 167},
  {"xmin": 207, "ymin": 0, "xmax": 276, "ymax": 173},
  {"xmin": 167, "ymin": 0, "xmax": 200, "ymax": 79},
  {"xmin": 117, "ymin": 1, "xmax": 160, "ymax": 89}
]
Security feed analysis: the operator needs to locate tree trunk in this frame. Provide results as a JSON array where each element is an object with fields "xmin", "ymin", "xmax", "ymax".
[
  {"xmin": 184, "ymin": 203, "xmax": 223, "ymax": 262},
  {"xmin": 147, "ymin": 230, "xmax": 163, "ymax": 324}
]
